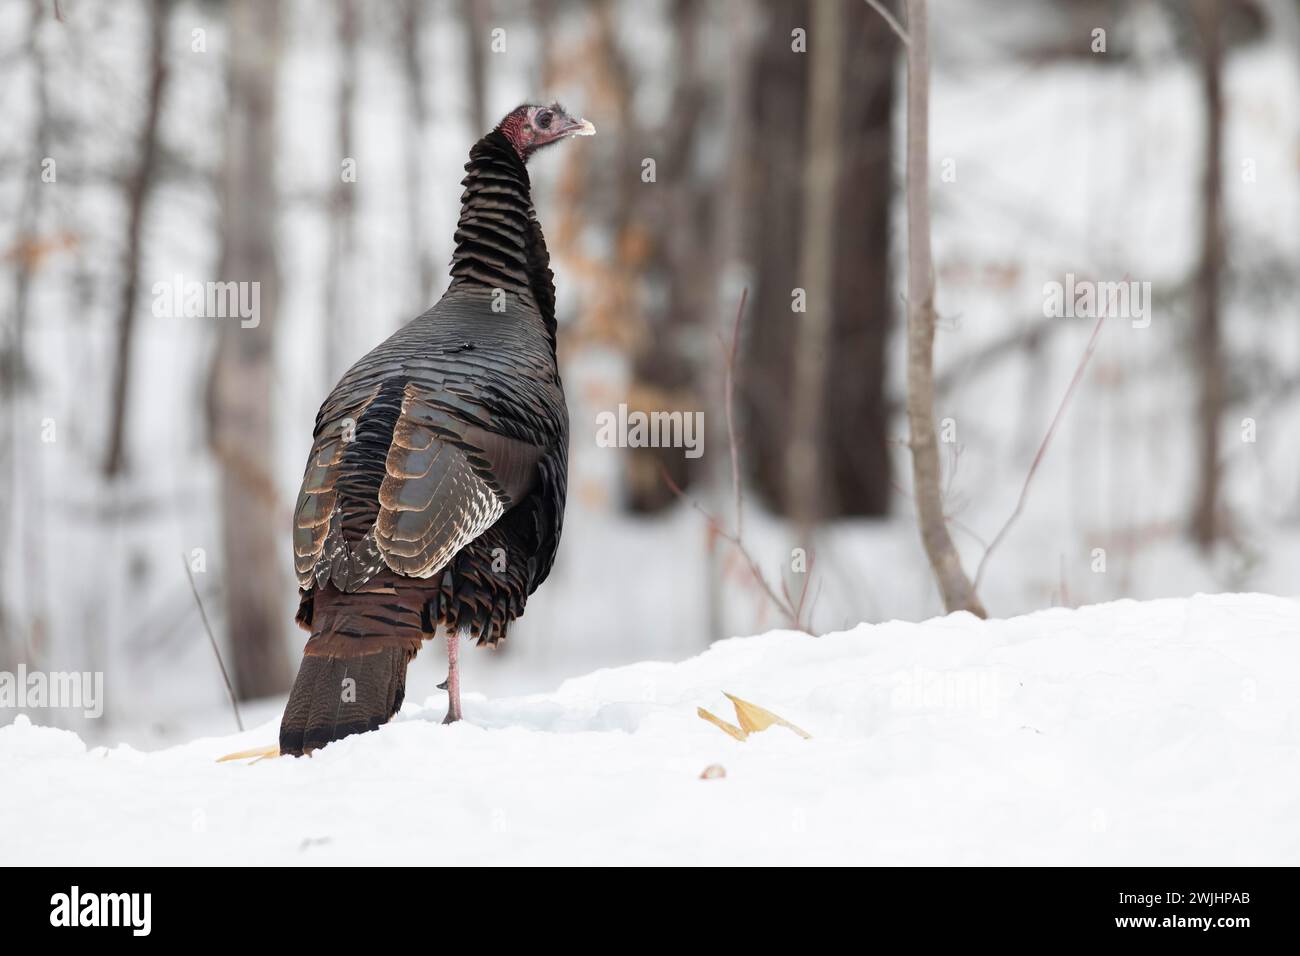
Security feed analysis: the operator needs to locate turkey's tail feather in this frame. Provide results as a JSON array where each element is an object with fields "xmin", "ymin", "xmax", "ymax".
[
  {"xmin": 279, "ymin": 646, "xmax": 415, "ymax": 755},
  {"xmin": 280, "ymin": 575, "xmax": 431, "ymax": 755}
]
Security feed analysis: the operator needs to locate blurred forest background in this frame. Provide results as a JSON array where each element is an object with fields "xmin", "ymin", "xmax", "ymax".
[{"xmin": 2, "ymin": 0, "xmax": 1299, "ymax": 745}]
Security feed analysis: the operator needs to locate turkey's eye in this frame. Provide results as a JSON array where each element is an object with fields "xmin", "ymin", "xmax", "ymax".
[{"xmin": 536, "ymin": 110, "xmax": 553, "ymax": 130}]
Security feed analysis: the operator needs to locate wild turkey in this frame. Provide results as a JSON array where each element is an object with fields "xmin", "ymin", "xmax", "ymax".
[{"xmin": 279, "ymin": 104, "xmax": 594, "ymax": 755}]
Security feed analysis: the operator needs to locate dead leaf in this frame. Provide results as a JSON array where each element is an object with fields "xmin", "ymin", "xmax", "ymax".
[
  {"xmin": 697, "ymin": 694, "xmax": 812, "ymax": 741},
  {"xmin": 697, "ymin": 706, "xmax": 747, "ymax": 741},
  {"xmin": 724, "ymin": 693, "xmax": 812, "ymax": 739},
  {"xmin": 217, "ymin": 744, "xmax": 281, "ymax": 763}
]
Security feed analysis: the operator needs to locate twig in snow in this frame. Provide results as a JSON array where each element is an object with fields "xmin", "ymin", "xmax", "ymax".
[
  {"xmin": 973, "ymin": 311, "xmax": 1108, "ymax": 592},
  {"xmin": 182, "ymin": 554, "xmax": 244, "ymax": 732}
]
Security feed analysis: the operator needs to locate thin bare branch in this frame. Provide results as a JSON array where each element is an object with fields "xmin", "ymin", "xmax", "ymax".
[
  {"xmin": 723, "ymin": 287, "xmax": 746, "ymax": 540},
  {"xmin": 182, "ymin": 555, "xmax": 244, "ymax": 732},
  {"xmin": 973, "ymin": 311, "xmax": 1107, "ymax": 591},
  {"xmin": 661, "ymin": 463, "xmax": 811, "ymax": 635},
  {"xmin": 662, "ymin": 289, "xmax": 815, "ymax": 635},
  {"xmin": 863, "ymin": 0, "xmax": 910, "ymax": 47}
]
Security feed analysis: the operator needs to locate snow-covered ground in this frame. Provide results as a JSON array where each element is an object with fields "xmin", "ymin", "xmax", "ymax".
[{"xmin": 5, "ymin": 593, "xmax": 1299, "ymax": 866}]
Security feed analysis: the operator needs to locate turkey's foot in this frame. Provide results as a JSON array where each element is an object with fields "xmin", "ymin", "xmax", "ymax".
[{"xmin": 443, "ymin": 627, "xmax": 463, "ymax": 724}]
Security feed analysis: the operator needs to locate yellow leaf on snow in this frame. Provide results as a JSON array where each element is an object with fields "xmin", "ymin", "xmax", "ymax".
[
  {"xmin": 724, "ymin": 693, "xmax": 812, "ymax": 739},
  {"xmin": 217, "ymin": 744, "xmax": 282, "ymax": 764},
  {"xmin": 697, "ymin": 694, "xmax": 812, "ymax": 741},
  {"xmin": 697, "ymin": 706, "xmax": 747, "ymax": 741}
]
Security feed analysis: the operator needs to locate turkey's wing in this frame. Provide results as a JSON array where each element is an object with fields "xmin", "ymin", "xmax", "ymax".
[{"xmin": 375, "ymin": 382, "xmax": 542, "ymax": 578}]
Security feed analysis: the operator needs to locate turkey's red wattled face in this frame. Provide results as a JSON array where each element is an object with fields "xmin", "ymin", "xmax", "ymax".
[{"xmin": 497, "ymin": 103, "xmax": 595, "ymax": 161}]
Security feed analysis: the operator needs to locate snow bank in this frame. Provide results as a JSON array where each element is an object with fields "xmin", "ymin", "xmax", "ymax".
[{"xmin": 4, "ymin": 593, "xmax": 1299, "ymax": 865}]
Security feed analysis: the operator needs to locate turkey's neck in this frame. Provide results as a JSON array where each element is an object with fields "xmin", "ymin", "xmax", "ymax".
[{"xmin": 449, "ymin": 131, "xmax": 543, "ymax": 304}]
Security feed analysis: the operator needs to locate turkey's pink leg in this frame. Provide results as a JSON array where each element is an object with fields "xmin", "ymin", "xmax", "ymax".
[{"xmin": 442, "ymin": 628, "xmax": 463, "ymax": 724}]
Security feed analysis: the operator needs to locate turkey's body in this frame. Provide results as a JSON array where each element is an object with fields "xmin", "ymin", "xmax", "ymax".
[{"xmin": 279, "ymin": 129, "xmax": 568, "ymax": 755}]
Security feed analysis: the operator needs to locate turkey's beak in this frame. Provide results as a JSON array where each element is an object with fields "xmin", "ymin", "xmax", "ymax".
[{"xmin": 562, "ymin": 116, "xmax": 596, "ymax": 138}]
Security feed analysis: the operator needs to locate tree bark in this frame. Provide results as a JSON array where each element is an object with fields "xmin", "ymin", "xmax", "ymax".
[
  {"xmin": 1191, "ymin": 0, "xmax": 1224, "ymax": 550},
  {"xmin": 743, "ymin": 0, "xmax": 806, "ymax": 516},
  {"xmin": 625, "ymin": 0, "xmax": 709, "ymax": 512},
  {"xmin": 903, "ymin": 0, "xmax": 986, "ymax": 617},
  {"xmin": 324, "ymin": 0, "xmax": 359, "ymax": 382},
  {"xmin": 705, "ymin": 0, "xmax": 759, "ymax": 641},
  {"xmin": 1, "ymin": 0, "xmax": 56, "ymax": 672},
  {"xmin": 209, "ymin": 0, "xmax": 291, "ymax": 699},
  {"xmin": 461, "ymin": 0, "xmax": 490, "ymax": 135},
  {"xmin": 743, "ymin": 0, "xmax": 892, "ymax": 520},
  {"xmin": 826, "ymin": 6, "xmax": 893, "ymax": 517},
  {"xmin": 103, "ymin": 0, "xmax": 171, "ymax": 477},
  {"xmin": 401, "ymin": 0, "xmax": 434, "ymax": 308},
  {"xmin": 785, "ymin": 0, "xmax": 843, "ymax": 530}
]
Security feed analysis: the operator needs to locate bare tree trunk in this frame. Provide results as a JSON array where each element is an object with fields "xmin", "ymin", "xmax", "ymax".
[
  {"xmin": 743, "ymin": 0, "xmax": 808, "ymax": 512},
  {"xmin": 209, "ymin": 0, "xmax": 291, "ymax": 699},
  {"xmin": 401, "ymin": 0, "xmax": 434, "ymax": 308},
  {"xmin": 785, "ymin": 0, "xmax": 843, "ymax": 531},
  {"xmin": 625, "ymin": 0, "xmax": 710, "ymax": 511},
  {"xmin": 705, "ymin": 0, "xmax": 759, "ymax": 641},
  {"xmin": 744, "ymin": 0, "xmax": 892, "ymax": 521},
  {"xmin": 1191, "ymin": 0, "xmax": 1224, "ymax": 550},
  {"xmin": 903, "ymin": 0, "xmax": 986, "ymax": 617},
  {"xmin": 826, "ymin": 6, "xmax": 893, "ymax": 517},
  {"xmin": 532, "ymin": 0, "xmax": 557, "ymax": 90},
  {"xmin": 1, "ymin": 0, "xmax": 57, "ymax": 672},
  {"xmin": 324, "ymin": 0, "xmax": 358, "ymax": 381},
  {"xmin": 103, "ymin": 0, "xmax": 171, "ymax": 477},
  {"xmin": 461, "ymin": 0, "xmax": 490, "ymax": 135}
]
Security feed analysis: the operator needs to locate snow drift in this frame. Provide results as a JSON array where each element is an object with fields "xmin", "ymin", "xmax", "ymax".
[{"xmin": 3, "ymin": 593, "xmax": 1299, "ymax": 866}]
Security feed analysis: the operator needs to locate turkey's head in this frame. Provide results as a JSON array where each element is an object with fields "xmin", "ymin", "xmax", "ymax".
[{"xmin": 496, "ymin": 103, "xmax": 595, "ymax": 162}]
